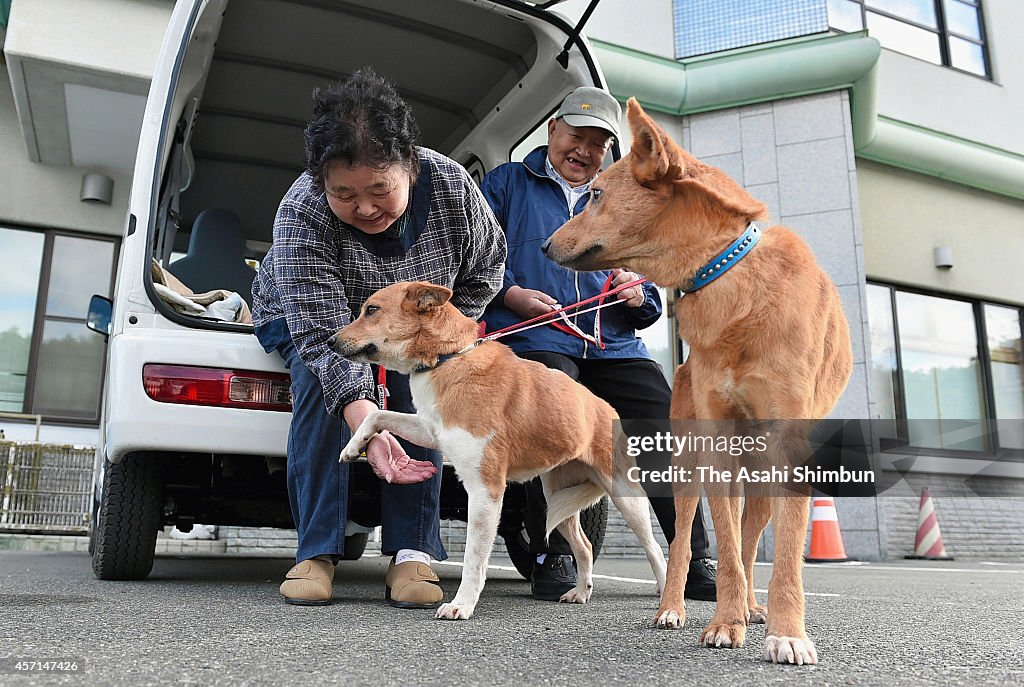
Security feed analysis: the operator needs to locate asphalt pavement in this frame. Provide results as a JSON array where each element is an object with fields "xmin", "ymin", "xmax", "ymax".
[{"xmin": 1, "ymin": 550, "xmax": 1022, "ymax": 686}]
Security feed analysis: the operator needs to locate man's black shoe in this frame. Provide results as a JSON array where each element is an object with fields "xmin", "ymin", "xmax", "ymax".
[
  {"xmin": 684, "ymin": 558, "xmax": 717, "ymax": 601},
  {"xmin": 531, "ymin": 554, "xmax": 576, "ymax": 601}
]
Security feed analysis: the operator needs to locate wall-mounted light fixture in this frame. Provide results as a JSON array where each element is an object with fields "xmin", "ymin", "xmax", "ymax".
[
  {"xmin": 80, "ymin": 173, "xmax": 114, "ymax": 205},
  {"xmin": 933, "ymin": 245, "xmax": 954, "ymax": 270}
]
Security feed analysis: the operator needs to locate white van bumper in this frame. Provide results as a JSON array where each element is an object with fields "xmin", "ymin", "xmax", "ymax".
[{"xmin": 103, "ymin": 327, "xmax": 292, "ymax": 463}]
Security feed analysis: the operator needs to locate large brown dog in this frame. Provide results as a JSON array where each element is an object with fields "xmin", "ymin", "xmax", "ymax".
[
  {"xmin": 544, "ymin": 99, "xmax": 853, "ymax": 665},
  {"xmin": 328, "ymin": 281, "xmax": 667, "ymax": 620}
]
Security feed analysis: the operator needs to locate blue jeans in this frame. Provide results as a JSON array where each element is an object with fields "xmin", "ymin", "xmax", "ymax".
[{"xmin": 255, "ymin": 319, "xmax": 446, "ymax": 563}]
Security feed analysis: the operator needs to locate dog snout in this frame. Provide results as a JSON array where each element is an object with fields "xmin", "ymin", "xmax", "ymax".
[
  {"xmin": 327, "ymin": 334, "xmax": 337, "ymax": 348},
  {"xmin": 332, "ymin": 337, "xmax": 378, "ymax": 361},
  {"xmin": 541, "ymin": 238, "xmax": 551, "ymax": 254}
]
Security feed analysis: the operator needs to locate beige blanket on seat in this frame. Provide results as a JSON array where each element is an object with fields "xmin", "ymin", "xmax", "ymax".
[{"xmin": 150, "ymin": 259, "xmax": 253, "ymax": 324}]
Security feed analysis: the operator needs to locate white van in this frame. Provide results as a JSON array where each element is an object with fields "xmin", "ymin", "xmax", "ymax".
[{"xmin": 86, "ymin": 0, "xmax": 614, "ymax": 580}]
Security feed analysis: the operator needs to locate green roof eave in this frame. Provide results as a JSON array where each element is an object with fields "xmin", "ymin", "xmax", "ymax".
[
  {"xmin": 591, "ymin": 32, "xmax": 1024, "ymax": 201},
  {"xmin": 860, "ymin": 117, "xmax": 1024, "ymax": 200},
  {"xmin": 591, "ymin": 31, "xmax": 880, "ymax": 147}
]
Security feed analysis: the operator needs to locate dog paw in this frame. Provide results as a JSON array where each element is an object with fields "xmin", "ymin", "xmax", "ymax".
[
  {"xmin": 559, "ymin": 587, "xmax": 591, "ymax": 604},
  {"xmin": 338, "ymin": 432, "xmax": 372, "ymax": 463},
  {"xmin": 700, "ymin": 621, "xmax": 746, "ymax": 649},
  {"xmin": 338, "ymin": 443, "xmax": 363, "ymax": 463},
  {"xmin": 435, "ymin": 602, "xmax": 473, "ymax": 620},
  {"xmin": 763, "ymin": 635, "xmax": 818, "ymax": 665},
  {"xmin": 653, "ymin": 609, "xmax": 684, "ymax": 629},
  {"xmin": 748, "ymin": 605, "xmax": 768, "ymax": 624}
]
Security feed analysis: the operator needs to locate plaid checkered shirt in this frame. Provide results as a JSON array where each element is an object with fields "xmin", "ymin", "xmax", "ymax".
[{"xmin": 252, "ymin": 147, "xmax": 507, "ymax": 415}]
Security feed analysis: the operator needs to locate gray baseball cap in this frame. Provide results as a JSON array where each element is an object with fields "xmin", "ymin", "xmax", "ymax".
[{"xmin": 555, "ymin": 86, "xmax": 621, "ymax": 139}]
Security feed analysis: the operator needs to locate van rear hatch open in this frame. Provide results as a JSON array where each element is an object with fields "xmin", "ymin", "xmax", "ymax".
[{"xmin": 145, "ymin": 0, "xmax": 607, "ymax": 323}]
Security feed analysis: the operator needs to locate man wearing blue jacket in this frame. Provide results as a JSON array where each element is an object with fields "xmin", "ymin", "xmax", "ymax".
[{"xmin": 481, "ymin": 87, "xmax": 716, "ymax": 602}]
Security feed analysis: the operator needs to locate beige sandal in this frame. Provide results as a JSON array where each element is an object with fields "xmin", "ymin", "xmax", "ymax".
[{"xmin": 280, "ymin": 559, "xmax": 334, "ymax": 606}]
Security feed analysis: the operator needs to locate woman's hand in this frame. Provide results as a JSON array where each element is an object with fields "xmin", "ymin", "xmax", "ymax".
[
  {"xmin": 504, "ymin": 285, "xmax": 560, "ymax": 319},
  {"xmin": 364, "ymin": 430, "xmax": 438, "ymax": 484}
]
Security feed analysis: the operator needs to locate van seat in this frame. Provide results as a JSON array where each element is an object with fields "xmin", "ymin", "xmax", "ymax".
[{"xmin": 169, "ymin": 208, "xmax": 257, "ymax": 306}]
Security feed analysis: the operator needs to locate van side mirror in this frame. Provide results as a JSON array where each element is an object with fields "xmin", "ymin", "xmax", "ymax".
[{"xmin": 87, "ymin": 295, "xmax": 113, "ymax": 337}]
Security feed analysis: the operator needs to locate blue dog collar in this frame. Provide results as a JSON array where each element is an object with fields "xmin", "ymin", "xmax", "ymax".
[
  {"xmin": 682, "ymin": 221, "xmax": 764, "ymax": 293},
  {"xmin": 412, "ymin": 340, "xmax": 483, "ymax": 373}
]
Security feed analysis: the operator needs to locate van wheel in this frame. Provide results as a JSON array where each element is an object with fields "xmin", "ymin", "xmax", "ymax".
[
  {"xmin": 580, "ymin": 497, "xmax": 608, "ymax": 562},
  {"xmin": 503, "ymin": 497, "xmax": 609, "ymax": 581},
  {"xmin": 87, "ymin": 492, "xmax": 99, "ymax": 557},
  {"xmin": 339, "ymin": 532, "xmax": 369, "ymax": 560},
  {"xmin": 91, "ymin": 453, "xmax": 164, "ymax": 581}
]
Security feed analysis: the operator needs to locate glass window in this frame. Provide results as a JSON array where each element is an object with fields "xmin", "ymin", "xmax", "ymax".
[
  {"xmin": 673, "ymin": 0, "xmax": 829, "ymax": 59},
  {"xmin": 827, "ymin": 0, "xmax": 864, "ymax": 31},
  {"xmin": 985, "ymin": 305, "xmax": 1023, "ymax": 450},
  {"xmin": 511, "ymin": 117, "xmax": 554, "ymax": 163},
  {"xmin": 896, "ymin": 291, "xmax": 985, "ymax": 450},
  {"xmin": 30, "ymin": 234, "xmax": 116, "ymax": 420},
  {"xmin": 948, "ymin": 35, "xmax": 987, "ymax": 76},
  {"xmin": 866, "ymin": 11, "xmax": 942, "ymax": 64},
  {"xmin": 943, "ymin": 0, "xmax": 981, "ymax": 39},
  {"xmin": 31, "ymin": 321, "xmax": 108, "ymax": 419},
  {"xmin": 866, "ymin": 0, "xmax": 938, "ymax": 28},
  {"xmin": 868, "ymin": 283, "xmax": 1022, "ymax": 455},
  {"xmin": 0, "ymin": 228, "xmax": 117, "ymax": 422},
  {"xmin": 866, "ymin": 284, "xmax": 898, "ymax": 420},
  {"xmin": 829, "ymin": 0, "xmax": 990, "ymax": 78},
  {"xmin": 0, "ymin": 228, "xmax": 45, "ymax": 412},
  {"xmin": 45, "ymin": 236, "xmax": 116, "ymax": 319}
]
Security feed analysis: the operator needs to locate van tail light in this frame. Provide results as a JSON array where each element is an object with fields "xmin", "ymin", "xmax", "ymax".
[{"xmin": 143, "ymin": 364, "xmax": 292, "ymax": 412}]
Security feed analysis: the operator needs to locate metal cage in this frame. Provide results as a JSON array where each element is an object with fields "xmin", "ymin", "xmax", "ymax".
[{"xmin": 0, "ymin": 442, "xmax": 95, "ymax": 534}]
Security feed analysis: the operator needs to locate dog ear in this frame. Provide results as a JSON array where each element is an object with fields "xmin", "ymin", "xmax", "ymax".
[
  {"xmin": 678, "ymin": 166, "xmax": 768, "ymax": 220},
  {"xmin": 406, "ymin": 282, "xmax": 453, "ymax": 313},
  {"xmin": 627, "ymin": 98, "xmax": 684, "ymax": 187}
]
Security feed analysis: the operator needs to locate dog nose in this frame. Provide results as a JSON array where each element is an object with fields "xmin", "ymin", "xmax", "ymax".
[
  {"xmin": 541, "ymin": 238, "xmax": 551, "ymax": 254},
  {"xmin": 326, "ymin": 334, "xmax": 337, "ymax": 348}
]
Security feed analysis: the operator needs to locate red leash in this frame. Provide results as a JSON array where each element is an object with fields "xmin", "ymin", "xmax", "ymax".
[
  {"xmin": 376, "ymin": 365, "xmax": 388, "ymax": 409},
  {"xmin": 544, "ymin": 272, "xmax": 613, "ymax": 348},
  {"xmin": 484, "ymin": 276, "xmax": 648, "ymax": 347},
  {"xmin": 376, "ymin": 276, "xmax": 648, "ymax": 406}
]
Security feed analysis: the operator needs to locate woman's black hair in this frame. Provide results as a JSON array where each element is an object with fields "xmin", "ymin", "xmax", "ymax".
[{"xmin": 304, "ymin": 67, "xmax": 421, "ymax": 191}]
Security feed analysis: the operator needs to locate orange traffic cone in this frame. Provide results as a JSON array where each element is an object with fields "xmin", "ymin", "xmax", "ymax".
[
  {"xmin": 805, "ymin": 496, "xmax": 850, "ymax": 563},
  {"xmin": 905, "ymin": 487, "xmax": 954, "ymax": 560}
]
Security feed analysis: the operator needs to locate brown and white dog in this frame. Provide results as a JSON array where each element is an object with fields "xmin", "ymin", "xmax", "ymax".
[
  {"xmin": 329, "ymin": 281, "xmax": 667, "ymax": 620},
  {"xmin": 544, "ymin": 99, "xmax": 853, "ymax": 664}
]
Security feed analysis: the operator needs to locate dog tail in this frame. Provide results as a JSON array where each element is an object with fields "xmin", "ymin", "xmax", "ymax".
[{"xmin": 544, "ymin": 481, "xmax": 606, "ymax": 540}]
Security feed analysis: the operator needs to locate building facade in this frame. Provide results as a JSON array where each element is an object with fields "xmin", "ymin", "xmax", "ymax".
[{"xmin": 1, "ymin": 0, "xmax": 1021, "ymax": 558}]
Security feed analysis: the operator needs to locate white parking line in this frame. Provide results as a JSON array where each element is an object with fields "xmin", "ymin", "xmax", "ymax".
[
  {"xmin": 753, "ymin": 561, "xmax": 1022, "ymax": 574},
  {"xmin": 434, "ymin": 561, "xmax": 841, "ymax": 597},
  {"xmin": 805, "ymin": 563, "xmax": 1021, "ymax": 574}
]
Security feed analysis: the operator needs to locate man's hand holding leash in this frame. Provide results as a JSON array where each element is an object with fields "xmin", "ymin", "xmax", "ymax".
[{"xmin": 610, "ymin": 268, "xmax": 645, "ymax": 307}]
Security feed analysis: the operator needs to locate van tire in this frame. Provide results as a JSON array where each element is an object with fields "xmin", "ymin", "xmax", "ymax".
[
  {"xmin": 340, "ymin": 532, "xmax": 369, "ymax": 560},
  {"xmin": 580, "ymin": 497, "xmax": 609, "ymax": 562},
  {"xmin": 91, "ymin": 453, "xmax": 164, "ymax": 581},
  {"xmin": 87, "ymin": 493, "xmax": 99, "ymax": 557},
  {"xmin": 504, "ymin": 497, "xmax": 609, "ymax": 580}
]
